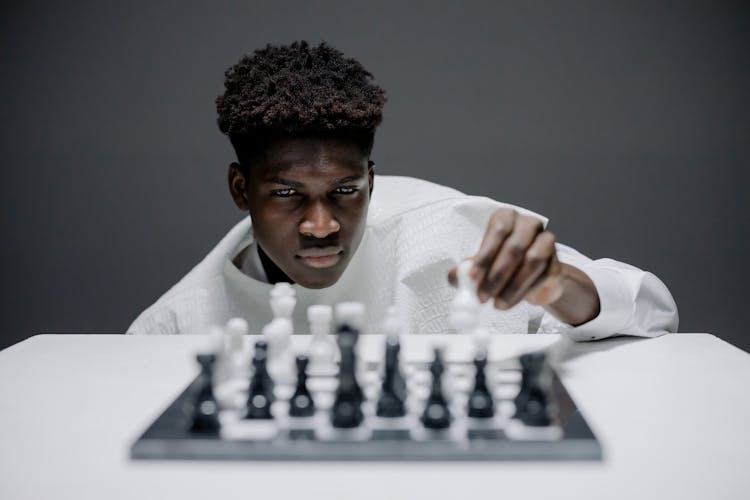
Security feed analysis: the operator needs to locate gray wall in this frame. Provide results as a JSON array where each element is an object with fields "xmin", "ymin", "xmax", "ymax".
[{"xmin": 2, "ymin": 1, "xmax": 748, "ymax": 352}]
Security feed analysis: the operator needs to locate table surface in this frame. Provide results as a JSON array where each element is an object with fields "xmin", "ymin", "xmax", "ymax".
[{"xmin": 1, "ymin": 333, "xmax": 748, "ymax": 500}]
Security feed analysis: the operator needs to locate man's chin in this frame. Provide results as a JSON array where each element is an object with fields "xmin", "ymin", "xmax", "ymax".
[
  {"xmin": 294, "ymin": 275, "xmax": 341, "ymax": 289},
  {"xmin": 289, "ymin": 266, "xmax": 345, "ymax": 289}
]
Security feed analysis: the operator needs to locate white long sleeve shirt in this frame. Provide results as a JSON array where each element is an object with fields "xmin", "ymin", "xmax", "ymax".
[{"xmin": 127, "ymin": 176, "xmax": 678, "ymax": 340}]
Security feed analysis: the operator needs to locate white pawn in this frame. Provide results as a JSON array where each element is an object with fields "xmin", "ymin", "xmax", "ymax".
[
  {"xmin": 383, "ymin": 305, "xmax": 402, "ymax": 340},
  {"xmin": 205, "ymin": 324, "xmax": 225, "ymax": 355},
  {"xmin": 473, "ymin": 326, "xmax": 491, "ymax": 358},
  {"xmin": 265, "ymin": 284, "xmax": 297, "ymax": 385},
  {"xmin": 263, "ymin": 318, "xmax": 295, "ymax": 385},
  {"xmin": 270, "ymin": 282, "xmax": 296, "ymax": 319},
  {"xmin": 449, "ymin": 259, "xmax": 481, "ymax": 333},
  {"xmin": 225, "ymin": 317, "xmax": 248, "ymax": 353},
  {"xmin": 307, "ymin": 304, "xmax": 336, "ymax": 376},
  {"xmin": 223, "ymin": 318, "xmax": 250, "ymax": 380},
  {"xmin": 267, "ymin": 282, "xmax": 296, "ymax": 358},
  {"xmin": 335, "ymin": 301, "xmax": 366, "ymax": 332},
  {"xmin": 213, "ymin": 320, "xmax": 250, "ymax": 410}
]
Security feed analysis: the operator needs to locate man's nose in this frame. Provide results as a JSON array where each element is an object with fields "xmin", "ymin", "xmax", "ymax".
[{"xmin": 299, "ymin": 201, "xmax": 340, "ymax": 238}]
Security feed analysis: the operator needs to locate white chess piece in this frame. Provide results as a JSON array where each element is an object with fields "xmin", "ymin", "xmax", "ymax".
[
  {"xmin": 265, "ymin": 283, "xmax": 297, "ymax": 385},
  {"xmin": 225, "ymin": 317, "xmax": 248, "ymax": 353},
  {"xmin": 270, "ymin": 282, "xmax": 296, "ymax": 319},
  {"xmin": 449, "ymin": 259, "xmax": 493, "ymax": 357},
  {"xmin": 263, "ymin": 319, "xmax": 295, "ymax": 385},
  {"xmin": 213, "ymin": 319, "xmax": 250, "ymax": 410},
  {"xmin": 206, "ymin": 325, "xmax": 224, "ymax": 355},
  {"xmin": 449, "ymin": 259, "xmax": 480, "ymax": 333},
  {"xmin": 307, "ymin": 304, "xmax": 336, "ymax": 376},
  {"xmin": 223, "ymin": 318, "xmax": 250, "ymax": 378},
  {"xmin": 383, "ymin": 305, "xmax": 402, "ymax": 339},
  {"xmin": 334, "ymin": 301, "xmax": 366, "ymax": 332},
  {"xmin": 267, "ymin": 282, "xmax": 295, "ymax": 359}
]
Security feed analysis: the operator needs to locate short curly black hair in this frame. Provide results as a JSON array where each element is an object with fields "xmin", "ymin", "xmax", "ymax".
[{"xmin": 216, "ymin": 41, "xmax": 386, "ymax": 166}]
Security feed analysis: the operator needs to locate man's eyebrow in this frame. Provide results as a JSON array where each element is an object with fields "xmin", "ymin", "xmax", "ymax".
[
  {"xmin": 263, "ymin": 177, "xmax": 305, "ymax": 188},
  {"xmin": 332, "ymin": 175, "xmax": 363, "ymax": 185}
]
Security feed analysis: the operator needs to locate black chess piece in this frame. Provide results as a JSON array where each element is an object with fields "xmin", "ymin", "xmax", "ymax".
[
  {"xmin": 468, "ymin": 352, "xmax": 495, "ymax": 418},
  {"xmin": 331, "ymin": 325, "xmax": 364, "ymax": 428},
  {"xmin": 289, "ymin": 355, "xmax": 315, "ymax": 417},
  {"xmin": 245, "ymin": 341, "xmax": 274, "ymax": 419},
  {"xmin": 253, "ymin": 340, "xmax": 275, "ymax": 401},
  {"xmin": 376, "ymin": 336, "xmax": 406, "ymax": 418},
  {"xmin": 514, "ymin": 351, "xmax": 553, "ymax": 426},
  {"xmin": 190, "ymin": 353, "xmax": 221, "ymax": 433},
  {"xmin": 421, "ymin": 348, "xmax": 451, "ymax": 429}
]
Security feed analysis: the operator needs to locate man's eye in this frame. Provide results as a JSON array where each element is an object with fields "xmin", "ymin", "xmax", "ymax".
[
  {"xmin": 272, "ymin": 189, "xmax": 297, "ymax": 197},
  {"xmin": 333, "ymin": 186, "xmax": 358, "ymax": 195}
]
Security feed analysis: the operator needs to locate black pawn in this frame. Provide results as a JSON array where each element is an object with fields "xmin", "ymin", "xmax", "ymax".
[
  {"xmin": 468, "ymin": 353, "xmax": 495, "ymax": 418},
  {"xmin": 253, "ymin": 340, "xmax": 275, "ymax": 401},
  {"xmin": 331, "ymin": 325, "xmax": 364, "ymax": 428},
  {"xmin": 421, "ymin": 348, "xmax": 451, "ymax": 429},
  {"xmin": 514, "ymin": 352, "xmax": 553, "ymax": 426},
  {"xmin": 289, "ymin": 355, "xmax": 315, "ymax": 417},
  {"xmin": 190, "ymin": 353, "xmax": 221, "ymax": 433},
  {"xmin": 376, "ymin": 337, "xmax": 406, "ymax": 418},
  {"xmin": 245, "ymin": 341, "xmax": 274, "ymax": 419}
]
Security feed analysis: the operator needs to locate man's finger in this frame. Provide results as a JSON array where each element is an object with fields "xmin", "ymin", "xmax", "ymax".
[
  {"xmin": 447, "ymin": 265, "xmax": 458, "ymax": 287},
  {"xmin": 471, "ymin": 209, "xmax": 516, "ymax": 289},
  {"xmin": 524, "ymin": 254, "xmax": 564, "ymax": 306},
  {"xmin": 496, "ymin": 231, "xmax": 556, "ymax": 308},
  {"xmin": 479, "ymin": 216, "xmax": 543, "ymax": 302}
]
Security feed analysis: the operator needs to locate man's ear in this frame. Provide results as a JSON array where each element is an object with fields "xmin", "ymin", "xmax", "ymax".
[
  {"xmin": 367, "ymin": 160, "xmax": 375, "ymax": 197},
  {"xmin": 228, "ymin": 162, "xmax": 249, "ymax": 211}
]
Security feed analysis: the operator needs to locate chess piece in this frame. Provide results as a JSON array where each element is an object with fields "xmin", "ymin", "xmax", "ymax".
[
  {"xmin": 219, "ymin": 318, "xmax": 250, "ymax": 381},
  {"xmin": 381, "ymin": 306, "xmax": 406, "ymax": 399},
  {"xmin": 467, "ymin": 352, "xmax": 494, "ymax": 418},
  {"xmin": 421, "ymin": 348, "xmax": 451, "ymax": 429},
  {"xmin": 253, "ymin": 340, "xmax": 275, "ymax": 400},
  {"xmin": 225, "ymin": 317, "xmax": 248, "ymax": 352},
  {"xmin": 382, "ymin": 305, "xmax": 402, "ymax": 338},
  {"xmin": 207, "ymin": 325, "xmax": 224, "ymax": 354},
  {"xmin": 289, "ymin": 355, "xmax": 315, "ymax": 417},
  {"xmin": 376, "ymin": 336, "xmax": 406, "ymax": 417},
  {"xmin": 307, "ymin": 304, "xmax": 336, "ymax": 373},
  {"xmin": 449, "ymin": 260, "xmax": 481, "ymax": 333},
  {"xmin": 331, "ymin": 325, "xmax": 364, "ymax": 428},
  {"xmin": 270, "ymin": 282, "xmax": 296, "ymax": 318},
  {"xmin": 245, "ymin": 341, "xmax": 274, "ymax": 419},
  {"xmin": 335, "ymin": 301, "xmax": 366, "ymax": 335},
  {"xmin": 190, "ymin": 353, "xmax": 221, "ymax": 433},
  {"xmin": 514, "ymin": 352, "xmax": 554, "ymax": 426},
  {"xmin": 265, "ymin": 283, "xmax": 296, "ymax": 384}
]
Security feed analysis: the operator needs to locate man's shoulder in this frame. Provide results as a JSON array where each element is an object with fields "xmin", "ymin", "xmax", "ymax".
[
  {"xmin": 368, "ymin": 176, "xmax": 465, "ymax": 222},
  {"xmin": 369, "ymin": 175, "xmax": 548, "ymax": 226},
  {"xmin": 126, "ymin": 218, "xmax": 252, "ymax": 334}
]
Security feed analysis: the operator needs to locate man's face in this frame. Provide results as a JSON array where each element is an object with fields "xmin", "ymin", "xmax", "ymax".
[{"xmin": 229, "ymin": 137, "xmax": 374, "ymax": 289}]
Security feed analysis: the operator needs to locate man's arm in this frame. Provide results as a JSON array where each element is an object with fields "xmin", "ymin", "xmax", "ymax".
[
  {"xmin": 537, "ymin": 245, "xmax": 679, "ymax": 340},
  {"xmin": 449, "ymin": 207, "xmax": 678, "ymax": 340}
]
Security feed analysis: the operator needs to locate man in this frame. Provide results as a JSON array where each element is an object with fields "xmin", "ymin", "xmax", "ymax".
[{"xmin": 128, "ymin": 41, "xmax": 678, "ymax": 340}]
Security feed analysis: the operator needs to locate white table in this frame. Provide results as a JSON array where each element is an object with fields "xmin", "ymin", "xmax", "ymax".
[{"xmin": 0, "ymin": 333, "xmax": 748, "ymax": 500}]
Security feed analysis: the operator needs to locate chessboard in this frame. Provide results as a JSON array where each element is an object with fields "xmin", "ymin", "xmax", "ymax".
[{"xmin": 130, "ymin": 330, "xmax": 601, "ymax": 461}]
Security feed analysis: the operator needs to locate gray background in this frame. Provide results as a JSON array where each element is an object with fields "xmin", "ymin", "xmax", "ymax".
[{"xmin": 1, "ymin": 1, "xmax": 748, "ymax": 352}]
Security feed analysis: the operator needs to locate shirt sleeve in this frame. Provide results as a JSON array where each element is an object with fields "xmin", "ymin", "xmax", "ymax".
[{"xmin": 530, "ymin": 243, "xmax": 679, "ymax": 341}]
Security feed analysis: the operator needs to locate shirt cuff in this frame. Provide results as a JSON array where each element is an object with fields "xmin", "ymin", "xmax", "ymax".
[{"xmin": 541, "ymin": 263, "xmax": 634, "ymax": 341}]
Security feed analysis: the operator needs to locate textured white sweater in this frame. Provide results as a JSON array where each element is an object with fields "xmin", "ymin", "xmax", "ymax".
[{"xmin": 127, "ymin": 176, "xmax": 678, "ymax": 340}]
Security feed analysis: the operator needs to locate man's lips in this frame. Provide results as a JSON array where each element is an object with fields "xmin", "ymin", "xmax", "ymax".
[{"xmin": 295, "ymin": 246, "xmax": 344, "ymax": 269}]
